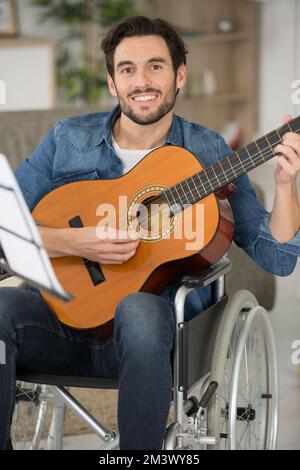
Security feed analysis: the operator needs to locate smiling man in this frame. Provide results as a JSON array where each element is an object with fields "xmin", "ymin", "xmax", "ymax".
[
  {"xmin": 110, "ymin": 36, "xmax": 181, "ymax": 124},
  {"xmin": 107, "ymin": 34, "xmax": 185, "ymax": 139},
  {"xmin": 0, "ymin": 16, "xmax": 300, "ymax": 451}
]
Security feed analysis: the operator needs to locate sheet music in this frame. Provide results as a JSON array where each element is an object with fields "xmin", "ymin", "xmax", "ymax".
[{"xmin": 0, "ymin": 153, "xmax": 71, "ymax": 301}]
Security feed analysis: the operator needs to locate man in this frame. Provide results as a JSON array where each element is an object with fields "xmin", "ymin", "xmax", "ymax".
[{"xmin": 0, "ymin": 16, "xmax": 300, "ymax": 450}]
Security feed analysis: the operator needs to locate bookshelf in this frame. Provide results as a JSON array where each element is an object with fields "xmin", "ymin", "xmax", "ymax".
[{"xmin": 145, "ymin": 0, "xmax": 258, "ymax": 141}]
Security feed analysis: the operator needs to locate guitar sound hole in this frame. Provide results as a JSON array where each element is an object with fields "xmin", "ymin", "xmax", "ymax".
[{"xmin": 136, "ymin": 196, "xmax": 173, "ymax": 235}]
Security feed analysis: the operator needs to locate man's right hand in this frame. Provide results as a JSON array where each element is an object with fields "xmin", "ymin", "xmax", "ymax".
[
  {"xmin": 68, "ymin": 226, "xmax": 141, "ymax": 264},
  {"xmin": 38, "ymin": 226, "xmax": 141, "ymax": 264}
]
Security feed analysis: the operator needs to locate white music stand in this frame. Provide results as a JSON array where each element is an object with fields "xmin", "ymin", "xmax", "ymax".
[{"xmin": 0, "ymin": 153, "xmax": 72, "ymax": 302}]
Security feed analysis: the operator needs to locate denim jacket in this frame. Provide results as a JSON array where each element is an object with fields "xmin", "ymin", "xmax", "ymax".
[{"xmin": 15, "ymin": 106, "xmax": 300, "ymax": 318}]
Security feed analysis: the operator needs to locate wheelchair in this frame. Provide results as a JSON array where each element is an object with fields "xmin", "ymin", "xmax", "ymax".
[{"xmin": 2, "ymin": 257, "xmax": 278, "ymax": 450}]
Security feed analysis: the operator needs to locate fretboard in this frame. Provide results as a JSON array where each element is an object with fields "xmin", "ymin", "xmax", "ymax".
[{"xmin": 164, "ymin": 116, "xmax": 300, "ymax": 210}]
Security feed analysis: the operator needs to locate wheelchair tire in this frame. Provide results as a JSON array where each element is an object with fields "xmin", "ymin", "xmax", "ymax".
[
  {"xmin": 11, "ymin": 382, "xmax": 52, "ymax": 449},
  {"xmin": 207, "ymin": 290, "xmax": 278, "ymax": 450}
]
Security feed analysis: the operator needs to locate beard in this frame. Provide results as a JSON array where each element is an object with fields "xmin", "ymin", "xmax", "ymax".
[{"xmin": 115, "ymin": 80, "xmax": 178, "ymax": 125}]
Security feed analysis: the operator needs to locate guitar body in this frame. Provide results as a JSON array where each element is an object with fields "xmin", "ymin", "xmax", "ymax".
[{"xmin": 32, "ymin": 146, "xmax": 234, "ymax": 330}]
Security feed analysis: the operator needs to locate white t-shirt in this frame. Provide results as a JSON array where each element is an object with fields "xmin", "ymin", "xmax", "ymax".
[{"xmin": 112, "ymin": 135, "xmax": 161, "ymax": 175}]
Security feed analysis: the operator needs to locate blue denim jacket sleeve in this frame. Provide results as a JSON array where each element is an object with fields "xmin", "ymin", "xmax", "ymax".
[
  {"xmin": 15, "ymin": 125, "xmax": 57, "ymax": 211},
  {"xmin": 217, "ymin": 135, "xmax": 299, "ymax": 276}
]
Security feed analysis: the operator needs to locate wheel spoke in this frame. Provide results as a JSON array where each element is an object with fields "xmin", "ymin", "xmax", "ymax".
[
  {"xmin": 12, "ymin": 382, "xmax": 51, "ymax": 449},
  {"xmin": 207, "ymin": 296, "xmax": 278, "ymax": 450}
]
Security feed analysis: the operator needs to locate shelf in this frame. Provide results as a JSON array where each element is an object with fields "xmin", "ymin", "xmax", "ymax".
[
  {"xmin": 0, "ymin": 36, "xmax": 54, "ymax": 47},
  {"xmin": 148, "ymin": 0, "xmax": 258, "ymax": 140},
  {"xmin": 178, "ymin": 92, "xmax": 249, "ymax": 105},
  {"xmin": 181, "ymin": 32, "xmax": 252, "ymax": 44}
]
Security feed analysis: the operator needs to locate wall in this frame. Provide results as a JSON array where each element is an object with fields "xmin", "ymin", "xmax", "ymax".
[
  {"xmin": 253, "ymin": 0, "xmax": 300, "ymax": 306},
  {"xmin": 16, "ymin": 0, "xmax": 82, "ymax": 61},
  {"xmin": 257, "ymin": 0, "xmax": 300, "ymax": 135},
  {"xmin": 17, "ymin": 0, "xmax": 67, "ymax": 40}
]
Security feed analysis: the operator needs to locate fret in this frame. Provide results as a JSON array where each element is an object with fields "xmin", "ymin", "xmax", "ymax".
[
  {"xmin": 255, "ymin": 136, "xmax": 270, "ymax": 162},
  {"xmin": 165, "ymin": 187, "xmax": 178, "ymax": 209},
  {"xmin": 184, "ymin": 177, "xmax": 196, "ymax": 203},
  {"xmin": 172, "ymin": 185, "xmax": 184, "ymax": 208},
  {"xmin": 288, "ymin": 116, "xmax": 300, "ymax": 134},
  {"xmin": 245, "ymin": 142, "xmax": 260, "ymax": 166},
  {"xmin": 219, "ymin": 157, "xmax": 235, "ymax": 181},
  {"xmin": 176, "ymin": 183, "xmax": 189, "ymax": 206},
  {"xmin": 211, "ymin": 164, "xmax": 221, "ymax": 187},
  {"xmin": 225, "ymin": 156, "xmax": 237, "ymax": 178},
  {"xmin": 264, "ymin": 134, "xmax": 274, "ymax": 155},
  {"xmin": 164, "ymin": 189, "xmax": 175, "ymax": 209},
  {"xmin": 169, "ymin": 187, "xmax": 185, "ymax": 214},
  {"xmin": 253, "ymin": 139, "xmax": 262, "ymax": 163},
  {"xmin": 202, "ymin": 167, "xmax": 214, "ymax": 192},
  {"xmin": 237, "ymin": 148, "xmax": 253, "ymax": 171},
  {"xmin": 194, "ymin": 172, "xmax": 207, "ymax": 196},
  {"xmin": 164, "ymin": 192, "xmax": 170, "ymax": 206},
  {"xmin": 189, "ymin": 175, "xmax": 202, "ymax": 201},
  {"xmin": 181, "ymin": 179, "xmax": 193, "ymax": 205},
  {"xmin": 227, "ymin": 153, "xmax": 244, "ymax": 178},
  {"xmin": 274, "ymin": 128, "xmax": 281, "ymax": 142},
  {"xmin": 264, "ymin": 131, "xmax": 279, "ymax": 162},
  {"xmin": 181, "ymin": 181, "xmax": 191, "ymax": 205},
  {"xmin": 182, "ymin": 182, "xmax": 191, "ymax": 205},
  {"xmin": 214, "ymin": 158, "xmax": 230, "ymax": 187},
  {"xmin": 276, "ymin": 123, "xmax": 290, "ymax": 140},
  {"xmin": 236, "ymin": 150, "xmax": 247, "ymax": 172},
  {"xmin": 265, "ymin": 130, "xmax": 279, "ymax": 148}
]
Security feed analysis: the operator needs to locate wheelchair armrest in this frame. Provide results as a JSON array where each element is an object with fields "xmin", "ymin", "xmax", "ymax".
[
  {"xmin": 0, "ymin": 271, "xmax": 12, "ymax": 281},
  {"xmin": 0, "ymin": 274, "xmax": 25, "ymax": 288},
  {"xmin": 180, "ymin": 257, "xmax": 232, "ymax": 288}
]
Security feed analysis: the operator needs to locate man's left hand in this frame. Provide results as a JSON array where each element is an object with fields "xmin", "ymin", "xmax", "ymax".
[{"xmin": 274, "ymin": 115, "xmax": 300, "ymax": 186}]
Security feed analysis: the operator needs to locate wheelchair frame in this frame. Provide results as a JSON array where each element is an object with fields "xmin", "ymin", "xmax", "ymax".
[{"xmin": 10, "ymin": 256, "xmax": 279, "ymax": 450}]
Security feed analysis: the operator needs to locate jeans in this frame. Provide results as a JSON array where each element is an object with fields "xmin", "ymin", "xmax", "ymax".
[{"xmin": 0, "ymin": 286, "xmax": 177, "ymax": 450}]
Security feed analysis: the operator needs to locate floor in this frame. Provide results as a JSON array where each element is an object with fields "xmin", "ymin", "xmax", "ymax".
[{"xmin": 271, "ymin": 293, "xmax": 300, "ymax": 449}]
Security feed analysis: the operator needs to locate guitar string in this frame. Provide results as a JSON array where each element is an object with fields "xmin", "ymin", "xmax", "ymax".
[
  {"xmin": 167, "ymin": 125, "xmax": 300, "ymax": 204},
  {"xmin": 159, "ymin": 127, "xmax": 299, "ymax": 203},
  {"xmin": 133, "ymin": 124, "xmax": 300, "ymax": 227},
  {"xmin": 135, "ymin": 128, "xmax": 300, "ymax": 226},
  {"xmin": 134, "ymin": 142, "xmax": 274, "ymax": 227}
]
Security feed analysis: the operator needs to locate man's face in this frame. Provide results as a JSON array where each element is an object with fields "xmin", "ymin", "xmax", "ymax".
[{"xmin": 107, "ymin": 35, "xmax": 186, "ymax": 125}]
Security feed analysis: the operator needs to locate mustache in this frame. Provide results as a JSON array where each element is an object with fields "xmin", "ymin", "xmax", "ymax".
[{"xmin": 128, "ymin": 88, "xmax": 161, "ymax": 98}]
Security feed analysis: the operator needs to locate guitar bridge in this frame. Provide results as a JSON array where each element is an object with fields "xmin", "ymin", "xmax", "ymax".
[{"xmin": 68, "ymin": 215, "xmax": 105, "ymax": 286}]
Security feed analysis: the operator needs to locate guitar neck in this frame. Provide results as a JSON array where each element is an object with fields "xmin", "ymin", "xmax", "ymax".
[{"xmin": 165, "ymin": 116, "xmax": 300, "ymax": 208}]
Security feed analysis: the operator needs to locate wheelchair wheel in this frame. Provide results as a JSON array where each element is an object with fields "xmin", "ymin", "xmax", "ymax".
[
  {"xmin": 11, "ymin": 382, "xmax": 52, "ymax": 449},
  {"xmin": 207, "ymin": 290, "xmax": 278, "ymax": 450}
]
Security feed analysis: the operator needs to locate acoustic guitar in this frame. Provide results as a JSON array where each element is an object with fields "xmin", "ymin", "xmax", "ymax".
[{"xmin": 32, "ymin": 117, "xmax": 300, "ymax": 333}]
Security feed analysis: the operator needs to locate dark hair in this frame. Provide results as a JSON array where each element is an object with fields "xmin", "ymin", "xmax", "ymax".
[{"xmin": 101, "ymin": 16, "xmax": 188, "ymax": 78}]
